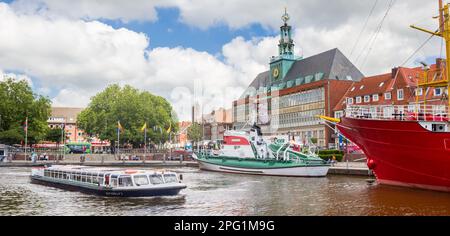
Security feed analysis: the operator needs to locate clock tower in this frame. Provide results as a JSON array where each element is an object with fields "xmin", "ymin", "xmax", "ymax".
[{"xmin": 270, "ymin": 8, "xmax": 300, "ymax": 84}]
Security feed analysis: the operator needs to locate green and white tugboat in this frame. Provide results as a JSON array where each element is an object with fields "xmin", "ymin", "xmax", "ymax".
[{"xmin": 193, "ymin": 124, "xmax": 330, "ymax": 177}]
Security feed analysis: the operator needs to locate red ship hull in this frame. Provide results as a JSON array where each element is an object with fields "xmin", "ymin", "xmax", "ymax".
[{"xmin": 337, "ymin": 117, "xmax": 450, "ymax": 192}]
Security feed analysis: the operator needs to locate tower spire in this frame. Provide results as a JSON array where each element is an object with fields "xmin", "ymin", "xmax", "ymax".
[{"xmin": 278, "ymin": 8, "xmax": 294, "ymax": 57}]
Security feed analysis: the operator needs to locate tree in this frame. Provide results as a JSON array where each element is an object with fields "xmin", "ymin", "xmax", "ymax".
[
  {"xmin": 77, "ymin": 84, "xmax": 178, "ymax": 148},
  {"xmin": 45, "ymin": 128, "xmax": 64, "ymax": 144},
  {"xmin": 0, "ymin": 78, "xmax": 51, "ymax": 145},
  {"xmin": 187, "ymin": 122, "xmax": 202, "ymax": 146}
]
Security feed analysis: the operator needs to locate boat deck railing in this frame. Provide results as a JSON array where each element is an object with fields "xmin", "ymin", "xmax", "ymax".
[{"xmin": 346, "ymin": 105, "xmax": 449, "ymax": 122}]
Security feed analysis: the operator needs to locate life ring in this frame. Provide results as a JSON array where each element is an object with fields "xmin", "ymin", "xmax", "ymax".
[{"xmin": 125, "ymin": 170, "xmax": 138, "ymax": 174}]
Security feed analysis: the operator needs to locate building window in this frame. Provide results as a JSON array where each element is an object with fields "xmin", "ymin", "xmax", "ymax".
[
  {"xmin": 372, "ymin": 94, "xmax": 379, "ymax": 102},
  {"xmin": 379, "ymin": 82, "xmax": 385, "ymax": 87},
  {"xmin": 397, "ymin": 89, "xmax": 404, "ymax": 100},
  {"xmin": 351, "ymin": 87, "xmax": 355, "ymax": 92},
  {"xmin": 416, "ymin": 88, "xmax": 423, "ymax": 96},
  {"xmin": 385, "ymin": 92, "xmax": 392, "ymax": 100},
  {"xmin": 434, "ymin": 88, "xmax": 443, "ymax": 96},
  {"xmin": 335, "ymin": 111, "xmax": 344, "ymax": 119},
  {"xmin": 356, "ymin": 96, "xmax": 362, "ymax": 104},
  {"xmin": 364, "ymin": 95, "xmax": 370, "ymax": 103},
  {"xmin": 347, "ymin": 97, "xmax": 354, "ymax": 105},
  {"xmin": 360, "ymin": 85, "xmax": 365, "ymax": 90}
]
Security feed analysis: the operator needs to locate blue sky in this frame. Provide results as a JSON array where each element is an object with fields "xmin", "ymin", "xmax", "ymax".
[{"xmin": 102, "ymin": 8, "xmax": 275, "ymax": 57}]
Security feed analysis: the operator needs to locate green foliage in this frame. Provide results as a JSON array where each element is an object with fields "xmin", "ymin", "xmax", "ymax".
[
  {"xmin": 45, "ymin": 128, "xmax": 64, "ymax": 144},
  {"xmin": 0, "ymin": 78, "xmax": 51, "ymax": 145},
  {"xmin": 318, "ymin": 150, "xmax": 344, "ymax": 162},
  {"xmin": 310, "ymin": 137, "xmax": 318, "ymax": 144},
  {"xmin": 187, "ymin": 122, "xmax": 202, "ymax": 143},
  {"xmin": 77, "ymin": 84, "xmax": 178, "ymax": 148}
]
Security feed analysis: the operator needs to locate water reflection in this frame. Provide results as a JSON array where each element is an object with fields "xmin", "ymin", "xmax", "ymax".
[{"xmin": 0, "ymin": 167, "xmax": 449, "ymax": 216}]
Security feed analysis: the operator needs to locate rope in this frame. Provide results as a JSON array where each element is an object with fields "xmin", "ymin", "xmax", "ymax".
[
  {"xmin": 360, "ymin": 0, "xmax": 397, "ymax": 69},
  {"xmin": 350, "ymin": 0, "xmax": 379, "ymax": 57}
]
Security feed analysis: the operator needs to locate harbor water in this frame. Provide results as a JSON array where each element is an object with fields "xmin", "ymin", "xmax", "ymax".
[{"xmin": 1, "ymin": 167, "xmax": 449, "ymax": 216}]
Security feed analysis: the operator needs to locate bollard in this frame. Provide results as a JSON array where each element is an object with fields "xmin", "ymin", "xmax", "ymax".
[{"xmin": 180, "ymin": 154, "xmax": 183, "ymax": 164}]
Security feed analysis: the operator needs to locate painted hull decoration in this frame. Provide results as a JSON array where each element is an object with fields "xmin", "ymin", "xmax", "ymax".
[
  {"xmin": 193, "ymin": 124, "xmax": 330, "ymax": 177},
  {"xmin": 31, "ymin": 165, "xmax": 186, "ymax": 197}
]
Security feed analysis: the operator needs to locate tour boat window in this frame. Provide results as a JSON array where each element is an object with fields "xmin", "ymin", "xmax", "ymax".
[
  {"xmin": 163, "ymin": 174, "xmax": 177, "ymax": 183},
  {"xmin": 149, "ymin": 174, "xmax": 165, "ymax": 185},
  {"xmin": 118, "ymin": 176, "xmax": 133, "ymax": 187},
  {"xmin": 86, "ymin": 175, "xmax": 92, "ymax": 183},
  {"xmin": 133, "ymin": 175, "xmax": 149, "ymax": 186},
  {"xmin": 98, "ymin": 177, "xmax": 104, "ymax": 185},
  {"xmin": 111, "ymin": 178, "xmax": 118, "ymax": 187}
]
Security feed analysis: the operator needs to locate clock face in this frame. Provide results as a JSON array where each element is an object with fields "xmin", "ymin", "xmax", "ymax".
[{"xmin": 272, "ymin": 68, "xmax": 280, "ymax": 79}]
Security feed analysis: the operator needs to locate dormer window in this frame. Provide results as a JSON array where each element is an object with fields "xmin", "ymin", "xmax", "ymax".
[
  {"xmin": 379, "ymin": 82, "xmax": 385, "ymax": 87},
  {"xmin": 360, "ymin": 85, "xmax": 365, "ymax": 90},
  {"xmin": 351, "ymin": 87, "xmax": 356, "ymax": 92}
]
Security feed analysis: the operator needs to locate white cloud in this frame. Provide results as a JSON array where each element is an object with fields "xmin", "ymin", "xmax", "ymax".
[
  {"xmin": 10, "ymin": 0, "xmax": 172, "ymax": 23},
  {"xmin": 1, "ymin": 0, "xmax": 447, "ymax": 120},
  {"xmin": 0, "ymin": 3, "xmax": 251, "ymax": 120},
  {"xmin": 0, "ymin": 69, "xmax": 33, "ymax": 87}
]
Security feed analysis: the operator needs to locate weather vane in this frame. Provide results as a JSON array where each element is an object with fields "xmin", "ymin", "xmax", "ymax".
[{"xmin": 282, "ymin": 7, "xmax": 290, "ymax": 24}]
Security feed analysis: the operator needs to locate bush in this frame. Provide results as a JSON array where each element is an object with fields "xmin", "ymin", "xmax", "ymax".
[{"xmin": 318, "ymin": 150, "xmax": 344, "ymax": 162}]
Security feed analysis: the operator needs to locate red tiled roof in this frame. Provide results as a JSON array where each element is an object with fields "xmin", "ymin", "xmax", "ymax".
[{"xmin": 344, "ymin": 73, "xmax": 392, "ymax": 98}]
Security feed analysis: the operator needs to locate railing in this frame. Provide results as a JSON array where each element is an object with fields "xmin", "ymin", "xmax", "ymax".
[{"xmin": 346, "ymin": 105, "xmax": 449, "ymax": 122}]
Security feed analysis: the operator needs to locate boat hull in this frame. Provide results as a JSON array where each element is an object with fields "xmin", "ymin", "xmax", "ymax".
[
  {"xmin": 337, "ymin": 117, "xmax": 450, "ymax": 192},
  {"xmin": 195, "ymin": 157, "xmax": 329, "ymax": 177},
  {"xmin": 31, "ymin": 176, "xmax": 186, "ymax": 197}
]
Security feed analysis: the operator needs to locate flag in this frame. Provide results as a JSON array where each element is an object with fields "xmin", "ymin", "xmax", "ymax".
[
  {"xmin": 117, "ymin": 121, "xmax": 123, "ymax": 133},
  {"xmin": 23, "ymin": 117, "xmax": 28, "ymax": 132},
  {"xmin": 141, "ymin": 122, "xmax": 147, "ymax": 132},
  {"xmin": 166, "ymin": 123, "xmax": 171, "ymax": 133}
]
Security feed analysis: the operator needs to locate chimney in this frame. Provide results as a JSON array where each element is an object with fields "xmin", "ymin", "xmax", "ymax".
[
  {"xmin": 391, "ymin": 67, "xmax": 399, "ymax": 79},
  {"xmin": 436, "ymin": 58, "xmax": 444, "ymax": 70}
]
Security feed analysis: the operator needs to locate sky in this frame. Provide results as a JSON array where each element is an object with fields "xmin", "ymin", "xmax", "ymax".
[{"xmin": 0, "ymin": 0, "xmax": 446, "ymax": 121}]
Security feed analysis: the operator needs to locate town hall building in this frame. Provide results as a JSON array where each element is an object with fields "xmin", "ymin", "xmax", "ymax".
[{"xmin": 232, "ymin": 10, "xmax": 364, "ymax": 148}]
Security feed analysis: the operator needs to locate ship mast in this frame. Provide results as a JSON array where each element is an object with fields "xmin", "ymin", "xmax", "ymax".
[{"xmin": 410, "ymin": 0, "xmax": 450, "ymax": 118}]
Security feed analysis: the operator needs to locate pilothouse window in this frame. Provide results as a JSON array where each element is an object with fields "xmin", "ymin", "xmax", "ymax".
[
  {"xmin": 149, "ymin": 174, "xmax": 164, "ymax": 185},
  {"xmin": 163, "ymin": 174, "xmax": 177, "ymax": 183},
  {"xmin": 118, "ymin": 176, "xmax": 133, "ymax": 187},
  {"xmin": 133, "ymin": 175, "xmax": 149, "ymax": 186}
]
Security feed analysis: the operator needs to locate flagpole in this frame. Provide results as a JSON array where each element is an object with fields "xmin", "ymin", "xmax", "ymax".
[
  {"xmin": 24, "ymin": 117, "xmax": 28, "ymax": 162},
  {"xmin": 117, "ymin": 121, "xmax": 120, "ymax": 160},
  {"xmin": 144, "ymin": 126, "xmax": 147, "ymax": 163}
]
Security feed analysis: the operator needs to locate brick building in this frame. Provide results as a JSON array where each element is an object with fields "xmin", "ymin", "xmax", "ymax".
[{"xmin": 233, "ymin": 10, "xmax": 364, "ymax": 148}]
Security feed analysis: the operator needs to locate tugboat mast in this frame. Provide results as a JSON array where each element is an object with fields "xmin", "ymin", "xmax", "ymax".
[{"xmin": 410, "ymin": 0, "xmax": 450, "ymax": 117}]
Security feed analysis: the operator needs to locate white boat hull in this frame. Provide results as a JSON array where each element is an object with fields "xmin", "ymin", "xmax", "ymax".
[{"xmin": 197, "ymin": 159, "xmax": 329, "ymax": 177}]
